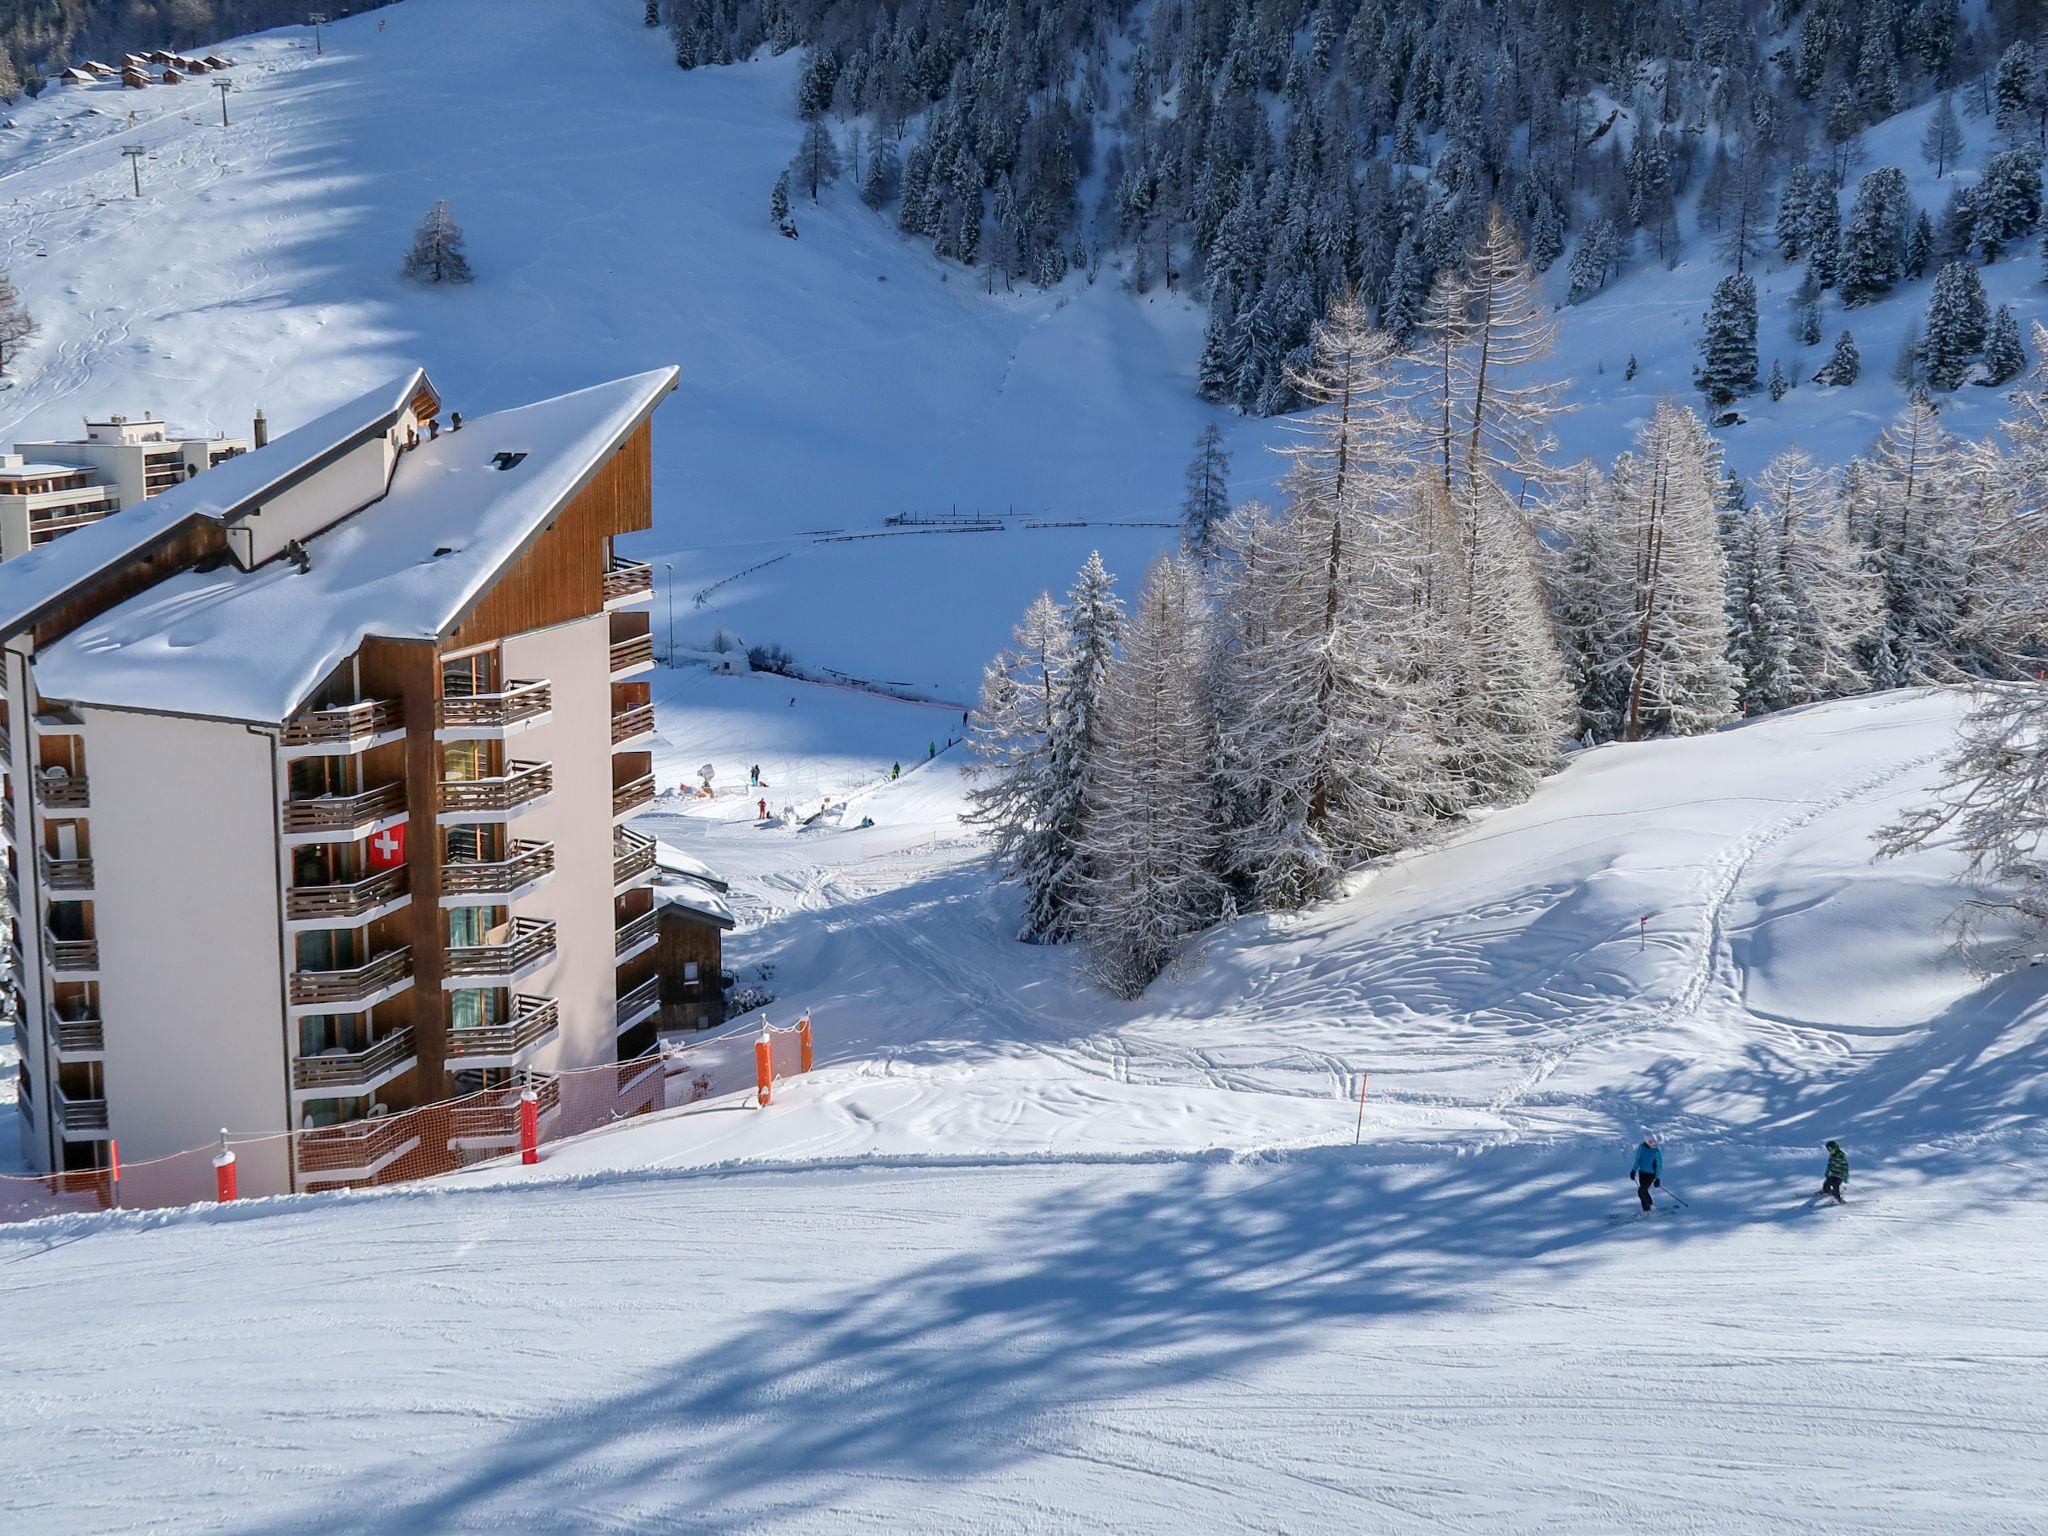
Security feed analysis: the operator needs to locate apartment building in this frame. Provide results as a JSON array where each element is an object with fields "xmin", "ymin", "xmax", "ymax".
[
  {"xmin": 0, "ymin": 457, "xmax": 124, "ymax": 557},
  {"xmin": 2, "ymin": 363, "xmax": 675, "ymax": 1201},
  {"xmin": 14, "ymin": 413, "xmax": 250, "ymax": 514}
]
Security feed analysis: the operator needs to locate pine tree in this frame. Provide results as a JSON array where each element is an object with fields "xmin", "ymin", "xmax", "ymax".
[
  {"xmin": 1922, "ymin": 260, "xmax": 1990, "ymax": 389},
  {"xmin": 1566, "ymin": 221, "xmax": 1613, "ymax": 303},
  {"xmin": 1694, "ymin": 272, "xmax": 1759, "ymax": 408},
  {"xmin": 1756, "ymin": 450, "xmax": 1876, "ymax": 707},
  {"xmin": 1984, "ymin": 305, "xmax": 2027, "ymax": 385},
  {"xmin": 1793, "ymin": 298, "xmax": 1823, "ymax": 349},
  {"xmin": 400, "ymin": 198, "xmax": 473, "ymax": 285},
  {"xmin": 1921, "ymin": 92, "xmax": 1964, "ymax": 179},
  {"xmin": 1768, "ymin": 359, "xmax": 1789, "ymax": 401},
  {"xmin": 1855, "ymin": 400, "xmax": 1968, "ymax": 684},
  {"xmin": 1838, "ymin": 167, "xmax": 1909, "ymax": 306},
  {"xmin": 859, "ymin": 137, "xmax": 896, "ymax": 210},
  {"xmin": 1029, "ymin": 552, "xmax": 1125, "ymax": 941},
  {"xmin": 1993, "ymin": 42, "xmax": 2040, "ymax": 142},
  {"xmin": 965, "ymin": 593, "xmax": 1074, "ymax": 940},
  {"xmin": 1973, "ymin": 148, "xmax": 2042, "ymax": 262},
  {"xmin": 644, "ymin": 0, "xmax": 660, "ymax": 26},
  {"xmin": 0, "ymin": 268, "xmax": 37, "ymax": 375},
  {"xmin": 1077, "ymin": 555, "xmax": 1225, "ymax": 997},
  {"xmin": 1182, "ymin": 423, "xmax": 1232, "ymax": 557},
  {"xmin": 1806, "ymin": 192, "xmax": 1842, "ymax": 290},
  {"xmin": 1814, "ymin": 330, "xmax": 1861, "ymax": 386},
  {"xmin": 770, "ymin": 172, "xmax": 791, "ymax": 226}
]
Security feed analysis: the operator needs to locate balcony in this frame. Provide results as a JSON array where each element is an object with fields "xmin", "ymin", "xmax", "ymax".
[
  {"xmin": 280, "ymin": 698, "xmax": 404, "ymax": 757},
  {"xmin": 615, "ymin": 907, "xmax": 659, "ymax": 964},
  {"xmin": 443, "ymin": 917, "xmax": 557, "ymax": 988},
  {"xmin": 435, "ymin": 681, "xmax": 553, "ymax": 742},
  {"xmin": 439, "ymin": 840, "xmax": 555, "ymax": 905},
  {"xmin": 53, "ymin": 1086, "xmax": 109, "ymax": 1140},
  {"xmin": 610, "ymin": 701, "xmax": 656, "ymax": 748},
  {"xmin": 288, "ymin": 946, "xmax": 414, "ymax": 1011},
  {"xmin": 285, "ymin": 866, "xmax": 411, "ymax": 927},
  {"xmin": 603, "ymin": 556, "xmax": 654, "ymax": 609},
  {"xmin": 617, "ymin": 1048, "xmax": 664, "ymax": 1106},
  {"xmin": 613, "ymin": 829, "xmax": 656, "ymax": 890},
  {"xmin": 615, "ymin": 974, "xmax": 660, "ymax": 1036},
  {"xmin": 34, "ymin": 770, "xmax": 88, "ymax": 811},
  {"xmin": 448, "ymin": 1074, "xmax": 561, "ymax": 1151},
  {"xmin": 44, "ymin": 930, "xmax": 99, "ymax": 973},
  {"xmin": 612, "ymin": 772, "xmax": 656, "ymax": 821},
  {"xmin": 37, "ymin": 850, "xmax": 94, "ymax": 894},
  {"xmin": 292, "ymin": 1027, "xmax": 418, "ymax": 1094},
  {"xmin": 280, "ymin": 781, "xmax": 407, "ymax": 843},
  {"xmin": 438, "ymin": 761, "xmax": 553, "ymax": 824},
  {"xmin": 48, "ymin": 1011, "xmax": 105, "ymax": 1060},
  {"xmin": 443, "ymin": 995, "xmax": 560, "ymax": 1068},
  {"xmin": 297, "ymin": 1114, "xmax": 423, "ymax": 1185},
  {"xmin": 609, "ymin": 632, "xmax": 655, "ymax": 679}
]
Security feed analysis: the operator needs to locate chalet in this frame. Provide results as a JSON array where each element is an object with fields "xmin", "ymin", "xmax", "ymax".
[
  {"xmin": 82, "ymin": 62, "xmax": 117, "ymax": 77},
  {"xmin": 160, "ymin": 69, "xmax": 182, "ymax": 84},
  {"xmin": 4, "ymin": 366, "xmax": 675, "ymax": 1199},
  {"xmin": 57, "ymin": 68, "xmax": 97, "ymax": 87},
  {"xmin": 650, "ymin": 843, "xmax": 734, "ymax": 1030},
  {"xmin": 120, "ymin": 68, "xmax": 148, "ymax": 89},
  {"xmin": 202, "ymin": 55, "xmax": 234, "ymax": 70}
]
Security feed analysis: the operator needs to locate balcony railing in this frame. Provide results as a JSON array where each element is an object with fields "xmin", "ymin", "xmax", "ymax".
[
  {"xmin": 292, "ymin": 1027, "xmax": 418, "ymax": 1092},
  {"xmin": 610, "ymin": 702, "xmax": 656, "ymax": 746},
  {"xmin": 443, "ymin": 995, "xmax": 559, "ymax": 1063},
  {"xmin": 439, "ymin": 761, "xmax": 552, "ymax": 818},
  {"xmin": 34, "ymin": 771, "xmax": 88, "ymax": 810},
  {"xmin": 53, "ymin": 1087, "xmax": 109, "ymax": 1136},
  {"xmin": 609, "ymin": 633, "xmax": 655, "ymax": 676},
  {"xmin": 444, "ymin": 918, "xmax": 557, "ymax": 983},
  {"xmin": 285, "ymin": 866, "xmax": 410, "ymax": 924},
  {"xmin": 44, "ymin": 931, "xmax": 99, "ymax": 972},
  {"xmin": 618, "ymin": 1048, "xmax": 664, "ymax": 1098},
  {"xmin": 297, "ymin": 1114, "xmax": 422, "ymax": 1178},
  {"xmin": 615, "ymin": 907, "xmax": 659, "ymax": 960},
  {"xmin": 612, "ymin": 773, "xmax": 656, "ymax": 819},
  {"xmin": 48, "ymin": 1013, "xmax": 105, "ymax": 1056},
  {"xmin": 603, "ymin": 556, "xmax": 654, "ymax": 606},
  {"xmin": 436, "ymin": 680, "xmax": 552, "ymax": 736},
  {"xmin": 616, "ymin": 974, "xmax": 660, "ymax": 1034},
  {"xmin": 289, "ymin": 946, "xmax": 413, "ymax": 1008},
  {"xmin": 281, "ymin": 698, "xmax": 403, "ymax": 751},
  {"xmin": 613, "ymin": 829, "xmax": 656, "ymax": 887},
  {"xmin": 280, "ymin": 781, "xmax": 407, "ymax": 835},
  {"xmin": 440, "ymin": 840, "xmax": 554, "ymax": 900},
  {"xmin": 37, "ymin": 850, "xmax": 93, "ymax": 892},
  {"xmin": 448, "ymin": 1074, "xmax": 561, "ymax": 1144}
]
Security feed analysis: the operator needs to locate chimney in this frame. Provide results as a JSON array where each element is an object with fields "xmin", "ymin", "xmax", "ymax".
[{"xmin": 253, "ymin": 408, "xmax": 268, "ymax": 450}]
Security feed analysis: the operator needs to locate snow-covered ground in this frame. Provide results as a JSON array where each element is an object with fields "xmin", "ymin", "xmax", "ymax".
[{"xmin": 9, "ymin": 683, "xmax": 2048, "ymax": 1532}]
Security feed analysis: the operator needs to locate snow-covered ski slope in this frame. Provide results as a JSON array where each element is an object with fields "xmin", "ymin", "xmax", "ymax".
[{"xmin": 9, "ymin": 685, "xmax": 2048, "ymax": 1533}]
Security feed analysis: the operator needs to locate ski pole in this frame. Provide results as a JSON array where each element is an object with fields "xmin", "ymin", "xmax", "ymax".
[{"xmin": 1657, "ymin": 1186, "xmax": 1690, "ymax": 1208}]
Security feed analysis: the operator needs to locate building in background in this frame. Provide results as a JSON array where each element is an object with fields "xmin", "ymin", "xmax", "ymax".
[
  {"xmin": 13, "ymin": 412, "xmax": 249, "ymax": 516},
  {"xmin": 1, "ymin": 363, "xmax": 673, "ymax": 1199},
  {"xmin": 0, "ymin": 456, "xmax": 124, "ymax": 557}
]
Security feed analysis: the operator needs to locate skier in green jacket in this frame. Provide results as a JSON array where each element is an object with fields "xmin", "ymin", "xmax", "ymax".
[{"xmin": 1818, "ymin": 1140, "xmax": 1849, "ymax": 1204}]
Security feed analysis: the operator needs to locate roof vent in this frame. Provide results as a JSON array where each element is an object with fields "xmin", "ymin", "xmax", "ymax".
[
  {"xmin": 432, "ymin": 545, "xmax": 454, "ymax": 558},
  {"xmin": 491, "ymin": 451, "xmax": 527, "ymax": 472},
  {"xmin": 284, "ymin": 538, "xmax": 311, "ymax": 574}
]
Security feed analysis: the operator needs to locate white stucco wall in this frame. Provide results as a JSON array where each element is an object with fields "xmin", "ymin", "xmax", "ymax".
[
  {"xmin": 80, "ymin": 706, "xmax": 292, "ymax": 1197},
  {"xmin": 234, "ymin": 433, "xmax": 399, "ymax": 568}
]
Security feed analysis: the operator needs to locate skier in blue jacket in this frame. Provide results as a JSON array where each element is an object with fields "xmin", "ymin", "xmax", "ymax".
[{"xmin": 1630, "ymin": 1135, "xmax": 1662, "ymax": 1212}]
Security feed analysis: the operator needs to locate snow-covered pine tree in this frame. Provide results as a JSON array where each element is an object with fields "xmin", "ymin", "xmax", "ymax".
[
  {"xmin": 1806, "ymin": 190, "xmax": 1842, "ymax": 290},
  {"xmin": 1972, "ymin": 147, "xmax": 2042, "ymax": 263},
  {"xmin": 400, "ymin": 198, "xmax": 473, "ymax": 285},
  {"xmin": 1922, "ymin": 260, "xmax": 1991, "ymax": 388},
  {"xmin": 1076, "ymin": 554, "xmax": 1225, "ymax": 997},
  {"xmin": 1793, "ymin": 298, "xmax": 1823, "ymax": 349},
  {"xmin": 1853, "ymin": 399, "xmax": 1968, "ymax": 685},
  {"xmin": 1838, "ymin": 166, "xmax": 1910, "ymax": 306},
  {"xmin": 1769, "ymin": 359, "xmax": 1789, "ymax": 401},
  {"xmin": 1541, "ymin": 459, "xmax": 1636, "ymax": 742},
  {"xmin": 1029, "ymin": 551, "xmax": 1126, "ymax": 941},
  {"xmin": 0, "ymin": 267, "xmax": 37, "ymax": 375},
  {"xmin": 645, "ymin": 0, "xmax": 660, "ymax": 27},
  {"xmin": 1613, "ymin": 402, "xmax": 1739, "ymax": 740},
  {"xmin": 1815, "ymin": 330, "xmax": 1862, "ymax": 386},
  {"xmin": 1723, "ymin": 502, "xmax": 1802, "ymax": 717},
  {"xmin": 1181, "ymin": 423, "xmax": 1232, "ymax": 558},
  {"xmin": 965, "ymin": 593, "xmax": 1074, "ymax": 940},
  {"xmin": 770, "ymin": 172, "xmax": 791, "ymax": 226},
  {"xmin": 1694, "ymin": 272, "xmax": 1759, "ymax": 408},
  {"xmin": 1985, "ymin": 305, "xmax": 2027, "ymax": 384},
  {"xmin": 1753, "ymin": 449, "xmax": 1876, "ymax": 707}
]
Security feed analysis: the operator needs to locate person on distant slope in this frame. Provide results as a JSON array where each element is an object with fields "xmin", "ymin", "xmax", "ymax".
[
  {"xmin": 1819, "ymin": 1141, "xmax": 1849, "ymax": 1204},
  {"xmin": 1631, "ymin": 1135, "xmax": 1663, "ymax": 1212}
]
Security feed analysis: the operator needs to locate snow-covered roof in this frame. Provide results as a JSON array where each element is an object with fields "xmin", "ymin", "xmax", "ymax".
[
  {"xmin": 34, "ymin": 367, "xmax": 679, "ymax": 723},
  {"xmin": 0, "ymin": 370, "xmax": 428, "ymax": 640},
  {"xmin": 0, "ymin": 463, "xmax": 94, "ymax": 478},
  {"xmin": 653, "ymin": 878, "xmax": 736, "ymax": 930},
  {"xmin": 654, "ymin": 839, "xmax": 729, "ymax": 892}
]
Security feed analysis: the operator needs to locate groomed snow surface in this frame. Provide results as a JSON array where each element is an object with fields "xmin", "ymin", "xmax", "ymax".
[{"xmin": 8, "ymin": 681, "xmax": 2048, "ymax": 1534}]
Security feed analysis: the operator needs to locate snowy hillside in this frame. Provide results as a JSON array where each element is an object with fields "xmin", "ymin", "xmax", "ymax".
[{"xmin": 8, "ymin": 684, "xmax": 2048, "ymax": 1531}]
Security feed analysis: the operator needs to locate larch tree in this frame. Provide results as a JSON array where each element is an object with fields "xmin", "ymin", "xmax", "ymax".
[
  {"xmin": 1921, "ymin": 92, "xmax": 1964, "ymax": 178},
  {"xmin": 793, "ymin": 119, "xmax": 841, "ymax": 202},
  {"xmin": 0, "ymin": 268, "xmax": 37, "ymax": 375},
  {"xmin": 1753, "ymin": 450, "xmax": 1876, "ymax": 707},
  {"xmin": 1181, "ymin": 423, "xmax": 1231, "ymax": 558},
  {"xmin": 401, "ymin": 199, "xmax": 474, "ymax": 285}
]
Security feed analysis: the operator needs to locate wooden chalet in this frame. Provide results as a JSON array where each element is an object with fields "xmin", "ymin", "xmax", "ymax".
[{"xmin": 120, "ymin": 67, "xmax": 149, "ymax": 89}]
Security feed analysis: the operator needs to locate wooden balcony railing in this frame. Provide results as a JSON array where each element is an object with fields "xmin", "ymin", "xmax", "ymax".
[
  {"xmin": 37, "ymin": 850, "xmax": 93, "ymax": 892},
  {"xmin": 613, "ymin": 829, "xmax": 656, "ymax": 886},
  {"xmin": 285, "ymin": 866, "xmax": 409, "ymax": 924},
  {"xmin": 608, "ymin": 633, "xmax": 655, "ymax": 676},
  {"xmin": 34, "ymin": 771, "xmax": 88, "ymax": 810},
  {"xmin": 297, "ymin": 1113, "xmax": 421, "ymax": 1176},
  {"xmin": 44, "ymin": 931, "xmax": 99, "ymax": 972},
  {"xmin": 610, "ymin": 701, "xmax": 656, "ymax": 746},
  {"xmin": 280, "ymin": 781, "xmax": 406, "ymax": 835},
  {"xmin": 436, "ymin": 680, "xmax": 551, "ymax": 735},
  {"xmin": 292, "ymin": 1027, "xmax": 418, "ymax": 1091},
  {"xmin": 617, "ymin": 1048, "xmax": 664, "ymax": 1097},
  {"xmin": 444, "ymin": 917, "xmax": 557, "ymax": 981},
  {"xmin": 443, "ymin": 996, "xmax": 559, "ymax": 1063},
  {"xmin": 289, "ymin": 946, "xmax": 413, "ymax": 1008},
  {"xmin": 612, "ymin": 773, "xmax": 656, "ymax": 819},
  {"xmin": 448, "ymin": 1074, "xmax": 560, "ymax": 1143},
  {"xmin": 438, "ymin": 761, "xmax": 552, "ymax": 818},
  {"xmin": 53, "ymin": 1087, "xmax": 108, "ymax": 1135},
  {"xmin": 47, "ymin": 1013, "xmax": 105, "ymax": 1056},
  {"xmin": 603, "ymin": 557, "xmax": 654, "ymax": 605},
  {"xmin": 440, "ymin": 840, "xmax": 554, "ymax": 899},
  {"xmin": 614, "ymin": 907, "xmax": 659, "ymax": 959},
  {"xmin": 281, "ymin": 697, "xmax": 403, "ymax": 750},
  {"xmin": 615, "ymin": 974, "xmax": 660, "ymax": 1033}
]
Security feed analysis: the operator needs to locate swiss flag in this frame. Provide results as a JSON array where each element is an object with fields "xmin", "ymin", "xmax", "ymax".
[{"xmin": 366, "ymin": 823, "xmax": 407, "ymax": 869}]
